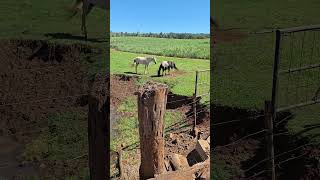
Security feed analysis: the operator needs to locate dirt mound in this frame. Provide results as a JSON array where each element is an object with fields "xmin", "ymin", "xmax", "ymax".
[
  {"xmin": 0, "ymin": 39, "xmax": 92, "ymax": 139},
  {"xmin": 0, "ymin": 39, "xmax": 100, "ymax": 179},
  {"xmin": 110, "ymin": 74, "xmax": 138, "ymax": 108}
]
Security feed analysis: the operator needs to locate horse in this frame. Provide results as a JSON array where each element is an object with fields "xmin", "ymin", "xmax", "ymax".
[
  {"xmin": 132, "ymin": 57, "xmax": 157, "ymax": 75},
  {"xmin": 158, "ymin": 61, "xmax": 178, "ymax": 77},
  {"xmin": 69, "ymin": 0, "xmax": 109, "ymax": 39}
]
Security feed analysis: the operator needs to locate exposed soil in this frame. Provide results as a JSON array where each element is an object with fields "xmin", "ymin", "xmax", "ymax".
[
  {"xmin": 212, "ymin": 104, "xmax": 320, "ymax": 180},
  {"xmin": 0, "ymin": 39, "xmax": 99, "ymax": 179},
  {"xmin": 110, "ymin": 74, "xmax": 138, "ymax": 108}
]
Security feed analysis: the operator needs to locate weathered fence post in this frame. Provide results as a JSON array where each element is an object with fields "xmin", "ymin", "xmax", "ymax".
[
  {"xmin": 264, "ymin": 101, "xmax": 276, "ymax": 180},
  {"xmin": 135, "ymin": 82, "xmax": 168, "ymax": 179},
  {"xmin": 88, "ymin": 75, "xmax": 109, "ymax": 180}
]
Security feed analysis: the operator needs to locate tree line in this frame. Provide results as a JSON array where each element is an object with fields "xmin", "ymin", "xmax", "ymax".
[{"xmin": 111, "ymin": 32, "xmax": 209, "ymax": 39}]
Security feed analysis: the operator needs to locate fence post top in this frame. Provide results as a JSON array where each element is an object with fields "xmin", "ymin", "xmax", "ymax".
[{"xmin": 137, "ymin": 81, "xmax": 169, "ymax": 92}]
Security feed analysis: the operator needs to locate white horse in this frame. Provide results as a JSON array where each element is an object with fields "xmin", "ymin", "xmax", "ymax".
[
  {"xmin": 132, "ymin": 57, "xmax": 157, "ymax": 75},
  {"xmin": 69, "ymin": 0, "xmax": 109, "ymax": 39}
]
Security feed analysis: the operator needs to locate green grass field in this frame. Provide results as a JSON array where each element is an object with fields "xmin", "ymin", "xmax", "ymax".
[{"xmin": 111, "ymin": 36, "xmax": 210, "ymax": 59}]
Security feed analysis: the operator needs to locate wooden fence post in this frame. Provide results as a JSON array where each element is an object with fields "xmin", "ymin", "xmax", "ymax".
[
  {"xmin": 264, "ymin": 101, "xmax": 276, "ymax": 180},
  {"xmin": 135, "ymin": 82, "xmax": 168, "ymax": 179},
  {"xmin": 88, "ymin": 76, "xmax": 109, "ymax": 180}
]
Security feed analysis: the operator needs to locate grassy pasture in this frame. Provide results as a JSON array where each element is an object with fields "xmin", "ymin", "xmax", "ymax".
[
  {"xmin": 110, "ymin": 49, "xmax": 210, "ymax": 97},
  {"xmin": 111, "ymin": 36, "xmax": 210, "ymax": 59}
]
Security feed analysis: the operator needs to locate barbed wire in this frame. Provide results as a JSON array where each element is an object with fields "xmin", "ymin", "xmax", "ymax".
[
  {"xmin": 276, "ymin": 152, "xmax": 309, "ymax": 168},
  {"xmin": 243, "ymin": 170, "xmax": 268, "ymax": 180},
  {"xmin": 0, "ymin": 93, "xmax": 88, "ymax": 108},
  {"xmin": 214, "ymin": 129, "xmax": 267, "ymax": 151},
  {"xmin": 243, "ymin": 158, "xmax": 269, "ymax": 173},
  {"xmin": 0, "ymin": 63, "xmax": 85, "ymax": 73},
  {"xmin": 274, "ymin": 142, "xmax": 315, "ymax": 160},
  {"xmin": 212, "ymin": 114, "xmax": 264, "ymax": 127},
  {"xmin": 166, "ymin": 96, "xmax": 194, "ymax": 104},
  {"xmin": 275, "ymin": 114, "xmax": 294, "ymax": 127}
]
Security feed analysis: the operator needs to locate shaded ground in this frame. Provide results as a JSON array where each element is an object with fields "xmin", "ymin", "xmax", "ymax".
[
  {"xmin": 212, "ymin": 105, "xmax": 320, "ymax": 180},
  {"xmin": 0, "ymin": 39, "xmax": 100, "ymax": 179}
]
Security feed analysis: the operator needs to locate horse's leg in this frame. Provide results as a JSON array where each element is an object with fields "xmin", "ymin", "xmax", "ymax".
[
  {"xmin": 81, "ymin": 7, "xmax": 87, "ymax": 39},
  {"xmin": 82, "ymin": 2, "xmax": 93, "ymax": 39},
  {"xmin": 135, "ymin": 64, "xmax": 138, "ymax": 74},
  {"xmin": 144, "ymin": 65, "xmax": 147, "ymax": 75}
]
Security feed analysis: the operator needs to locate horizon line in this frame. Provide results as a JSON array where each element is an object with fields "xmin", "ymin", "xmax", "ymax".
[{"xmin": 110, "ymin": 31, "xmax": 210, "ymax": 34}]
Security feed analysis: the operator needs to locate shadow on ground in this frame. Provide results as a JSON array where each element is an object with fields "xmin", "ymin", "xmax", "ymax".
[
  {"xmin": 44, "ymin": 33, "xmax": 107, "ymax": 43},
  {"xmin": 212, "ymin": 104, "xmax": 320, "ymax": 180}
]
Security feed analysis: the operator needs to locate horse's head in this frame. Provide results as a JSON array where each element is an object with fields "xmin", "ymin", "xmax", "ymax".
[{"xmin": 173, "ymin": 63, "xmax": 178, "ymax": 70}]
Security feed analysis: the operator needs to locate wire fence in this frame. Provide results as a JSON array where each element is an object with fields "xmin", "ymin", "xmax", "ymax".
[
  {"xmin": 212, "ymin": 25, "xmax": 320, "ymax": 179},
  {"xmin": 120, "ymin": 71, "xmax": 211, "ymax": 152},
  {"xmin": 195, "ymin": 69, "xmax": 210, "ymax": 98},
  {"xmin": 272, "ymin": 25, "xmax": 320, "ymax": 113}
]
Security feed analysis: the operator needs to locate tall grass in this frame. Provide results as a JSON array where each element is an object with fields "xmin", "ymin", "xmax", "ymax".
[{"xmin": 111, "ymin": 36, "xmax": 210, "ymax": 59}]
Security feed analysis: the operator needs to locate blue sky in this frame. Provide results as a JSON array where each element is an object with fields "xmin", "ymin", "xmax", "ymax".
[{"xmin": 110, "ymin": 0, "xmax": 210, "ymax": 33}]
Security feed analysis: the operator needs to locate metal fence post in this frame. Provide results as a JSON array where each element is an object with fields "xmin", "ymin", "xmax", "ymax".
[
  {"xmin": 193, "ymin": 71, "xmax": 199, "ymax": 132},
  {"xmin": 264, "ymin": 101, "xmax": 276, "ymax": 180},
  {"xmin": 271, "ymin": 29, "xmax": 281, "ymax": 116}
]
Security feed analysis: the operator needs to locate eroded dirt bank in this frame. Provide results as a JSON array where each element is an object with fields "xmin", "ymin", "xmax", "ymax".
[{"xmin": 0, "ymin": 39, "xmax": 99, "ymax": 179}]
